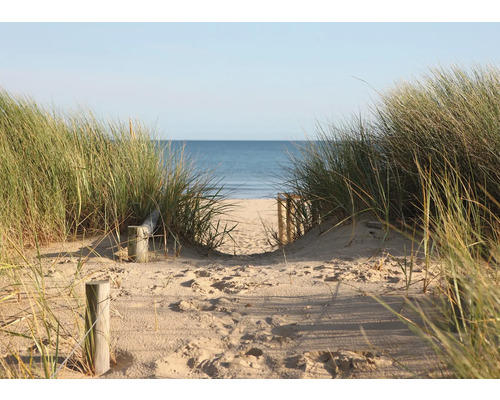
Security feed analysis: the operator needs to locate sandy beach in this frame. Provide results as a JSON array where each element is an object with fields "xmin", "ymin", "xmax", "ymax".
[{"xmin": 1, "ymin": 199, "xmax": 441, "ymax": 379}]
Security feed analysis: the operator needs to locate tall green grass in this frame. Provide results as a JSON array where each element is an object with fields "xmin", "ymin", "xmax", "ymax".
[
  {"xmin": 285, "ymin": 64, "xmax": 500, "ymax": 377},
  {"xmin": 286, "ymin": 118, "xmax": 399, "ymax": 229},
  {"xmin": 0, "ymin": 89, "xmax": 231, "ymax": 261},
  {"xmin": 286, "ymin": 64, "xmax": 500, "ymax": 227},
  {"xmin": 376, "ymin": 65, "xmax": 500, "ymax": 218},
  {"xmin": 394, "ymin": 171, "xmax": 500, "ymax": 378}
]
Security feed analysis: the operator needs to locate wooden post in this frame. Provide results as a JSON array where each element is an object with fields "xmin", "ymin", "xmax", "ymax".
[
  {"xmin": 128, "ymin": 225, "xmax": 149, "ymax": 262},
  {"xmin": 278, "ymin": 193, "xmax": 304, "ymax": 245},
  {"xmin": 128, "ymin": 208, "xmax": 160, "ymax": 263},
  {"xmin": 277, "ymin": 193, "xmax": 286, "ymax": 245},
  {"xmin": 292, "ymin": 194, "xmax": 303, "ymax": 237},
  {"xmin": 85, "ymin": 280, "xmax": 110, "ymax": 376},
  {"xmin": 286, "ymin": 196, "xmax": 293, "ymax": 244}
]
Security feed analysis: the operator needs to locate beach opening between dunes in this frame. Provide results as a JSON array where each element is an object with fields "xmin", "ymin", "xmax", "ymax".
[{"xmin": 216, "ymin": 199, "xmax": 278, "ymax": 256}]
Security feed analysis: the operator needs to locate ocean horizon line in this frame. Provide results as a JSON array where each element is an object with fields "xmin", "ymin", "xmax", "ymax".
[{"xmin": 158, "ymin": 139, "xmax": 309, "ymax": 142}]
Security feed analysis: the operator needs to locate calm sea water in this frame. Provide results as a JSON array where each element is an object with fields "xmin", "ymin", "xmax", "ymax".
[{"xmin": 165, "ymin": 140, "xmax": 304, "ymax": 199}]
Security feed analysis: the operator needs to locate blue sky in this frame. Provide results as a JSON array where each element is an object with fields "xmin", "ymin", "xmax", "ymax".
[{"xmin": 1, "ymin": 22, "xmax": 500, "ymax": 140}]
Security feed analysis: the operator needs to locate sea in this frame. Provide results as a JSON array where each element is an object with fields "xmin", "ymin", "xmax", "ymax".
[{"xmin": 165, "ymin": 140, "xmax": 305, "ymax": 199}]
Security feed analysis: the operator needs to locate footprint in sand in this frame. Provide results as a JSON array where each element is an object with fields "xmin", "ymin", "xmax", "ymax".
[
  {"xmin": 210, "ymin": 297, "xmax": 239, "ymax": 313},
  {"xmin": 232, "ymin": 316, "xmax": 296, "ymax": 347},
  {"xmin": 270, "ymin": 323, "xmax": 302, "ymax": 340},
  {"xmin": 210, "ymin": 279, "xmax": 250, "ymax": 294},
  {"xmin": 287, "ymin": 349, "xmax": 393, "ymax": 378},
  {"xmin": 324, "ymin": 267, "xmax": 403, "ymax": 283},
  {"xmin": 210, "ymin": 279, "xmax": 276, "ymax": 294},
  {"xmin": 194, "ymin": 269, "xmax": 212, "ymax": 278},
  {"xmin": 181, "ymin": 278, "xmax": 214, "ymax": 294},
  {"xmin": 111, "ymin": 289, "xmax": 132, "ymax": 299},
  {"xmin": 224, "ymin": 347, "xmax": 267, "ymax": 375},
  {"xmin": 154, "ymin": 338, "xmax": 226, "ymax": 378},
  {"xmin": 172, "ymin": 299, "xmax": 214, "ymax": 312}
]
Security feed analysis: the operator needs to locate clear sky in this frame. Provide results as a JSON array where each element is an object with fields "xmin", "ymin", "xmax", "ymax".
[{"xmin": 1, "ymin": 21, "xmax": 500, "ymax": 140}]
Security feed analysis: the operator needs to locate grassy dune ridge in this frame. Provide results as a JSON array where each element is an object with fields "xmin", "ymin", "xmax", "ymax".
[
  {"xmin": 286, "ymin": 64, "xmax": 500, "ymax": 378},
  {"xmin": 287, "ymin": 65, "xmax": 500, "ymax": 227},
  {"xmin": 0, "ymin": 90, "xmax": 231, "ymax": 260}
]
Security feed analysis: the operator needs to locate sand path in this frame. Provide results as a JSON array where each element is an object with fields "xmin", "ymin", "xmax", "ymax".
[{"xmin": 0, "ymin": 199, "xmax": 441, "ymax": 379}]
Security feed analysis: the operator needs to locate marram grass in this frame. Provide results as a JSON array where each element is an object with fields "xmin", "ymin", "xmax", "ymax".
[
  {"xmin": 0, "ymin": 89, "xmax": 233, "ymax": 378},
  {"xmin": 391, "ymin": 172, "xmax": 500, "ymax": 378},
  {"xmin": 286, "ymin": 64, "xmax": 500, "ymax": 227},
  {"xmin": 285, "ymin": 64, "xmax": 500, "ymax": 378},
  {"xmin": 0, "ymin": 89, "xmax": 232, "ymax": 261}
]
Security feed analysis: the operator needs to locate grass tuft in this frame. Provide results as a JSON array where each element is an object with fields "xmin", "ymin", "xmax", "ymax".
[{"xmin": 0, "ymin": 89, "xmax": 233, "ymax": 260}]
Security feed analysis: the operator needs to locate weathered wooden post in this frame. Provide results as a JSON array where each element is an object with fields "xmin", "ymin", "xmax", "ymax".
[
  {"xmin": 292, "ymin": 197, "xmax": 299, "ymax": 238},
  {"xmin": 286, "ymin": 195, "xmax": 294, "ymax": 244},
  {"xmin": 85, "ymin": 280, "xmax": 110, "ymax": 376},
  {"xmin": 277, "ymin": 193, "xmax": 286, "ymax": 245},
  {"xmin": 278, "ymin": 193, "xmax": 303, "ymax": 245},
  {"xmin": 128, "ymin": 208, "xmax": 160, "ymax": 263},
  {"xmin": 128, "ymin": 225, "xmax": 150, "ymax": 262},
  {"xmin": 294, "ymin": 194, "xmax": 305, "ymax": 237}
]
